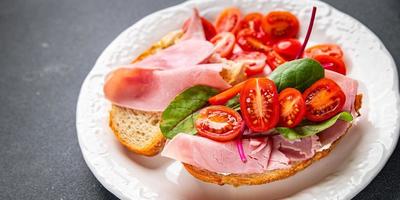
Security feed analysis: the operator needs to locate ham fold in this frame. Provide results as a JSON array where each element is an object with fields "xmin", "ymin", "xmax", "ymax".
[{"xmin": 103, "ymin": 9, "xmax": 227, "ymax": 111}]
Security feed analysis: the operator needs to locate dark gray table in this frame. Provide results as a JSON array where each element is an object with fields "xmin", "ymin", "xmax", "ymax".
[{"xmin": 0, "ymin": 0, "xmax": 399, "ymax": 199}]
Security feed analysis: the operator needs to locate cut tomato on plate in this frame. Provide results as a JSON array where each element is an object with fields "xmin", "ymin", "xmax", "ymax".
[
  {"xmin": 240, "ymin": 78, "xmax": 280, "ymax": 132},
  {"xmin": 182, "ymin": 17, "xmax": 217, "ymax": 41},
  {"xmin": 273, "ymin": 38, "xmax": 302, "ymax": 60},
  {"xmin": 303, "ymin": 78, "xmax": 346, "ymax": 122},
  {"xmin": 278, "ymin": 88, "xmax": 306, "ymax": 128},
  {"xmin": 236, "ymin": 28, "xmax": 270, "ymax": 52},
  {"xmin": 208, "ymin": 81, "xmax": 245, "ymax": 105},
  {"xmin": 304, "ymin": 44, "xmax": 344, "ymax": 59},
  {"xmin": 195, "ymin": 105, "xmax": 244, "ymax": 142},
  {"xmin": 210, "ymin": 32, "xmax": 236, "ymax": 58},
  {"xmin": 314, "ymin": 55, "xmax": 346, "ymax": 75},
  {"xmin": 215, "ymin": 7, "xmax": 242, "ymax": 33},
  {"xmin": 266, "ymin": 50, "xmax": 286, "ymax": 70},
  {"xmin": 261, "ymin": 11, "xmax": 300, "ymax": 40},
  {"xmin": 240, "ymin": 12, "xmax": 264, "ymax": 32},
  {"xmin": 231, "ymin": 51, "xmax": 267, "ymax": 76}
]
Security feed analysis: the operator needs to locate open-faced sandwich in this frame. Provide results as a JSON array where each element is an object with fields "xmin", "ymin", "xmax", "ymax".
[{"xmin": 103, "ymin": 7, "xmax": 362, "ymax": 186}]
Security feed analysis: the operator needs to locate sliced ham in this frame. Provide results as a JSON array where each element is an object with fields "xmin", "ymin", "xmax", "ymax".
[
  {"xmin": 130, "ymin": 39, "xmax": 214, "ymax": 70},
  {"xmin": 272, "ymin": 135, "xmax": 321, "ymax": 162},
  {"xmin": 181, "ymin": 8, "xmax": 205, "ymax": 41},
  {"xmin": 162, "ymin": 134, "xmax": 289, "ymax": 174},
  {"xmin": 104, "ymin": 64, "xmax": 230, "ymax": 111}
]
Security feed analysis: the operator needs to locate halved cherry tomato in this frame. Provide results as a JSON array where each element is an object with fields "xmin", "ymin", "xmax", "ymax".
[
  {"xmin": 231, "ymin": 51, "xmax": 267, "ymax": 76},
  {"xmin": 215, "ymin": 7, "xmax": 242, "ymax": 33},
  {"xmin": 236, "ymin": 28, "xmax": 270, "ymax": 52},
  {"xmin": 273, "ymin": 38, "xmax": 302, "ymax": 60},
  {"xmin": 195, "ymin": 105, "xmax": 244, "ymax": 142},
  {"xmin": 304, "ymin": 44, "xmax": 344, "ymax": 59},
  {"xmin": 182, "ymin": 17, "xmax": 217, "ymax": 41},
  {"xmin": 208, "ymin": 81, "xmax": 245, "ymax": 105},
  {"xmin": 240, "ymin": 78, "xmax": 280, "ymax": 132},
  {"xmin": 210, "ymin": 32, "xmax": 236, "ymax": 58},
  {"xmin": 314, "ymin": 55, "xmax": 346, "ymax": 75},
  {"xmin": 240, "ymin": 12, "xmax": 264, "ymax": 32},
  {"xmin": 303, "ymin": 78, "xmax": 346, "ymax": 122},
  {"xmin": 278, "ymin": 88, "xmax": 306, "ymax": 128},
  {"xmin": 262, "ymin": 11, "xmax": 300, "ymax": 40},
  {"xmin": 266, "ymin": 50, "xmax": 286, "ymax": 70}
]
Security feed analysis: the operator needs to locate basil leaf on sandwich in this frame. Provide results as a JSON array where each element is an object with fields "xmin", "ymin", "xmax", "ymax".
[
  {"xmin": 269, "ymin": 58, "xmax": 324, "ymax": 92},
  {"xmin": 276, "ymin": 111, "xmax": 353, "ymax": 140},
  {"xmin": 160, "ymin": 85, "xmax": 219, "ymax": 139}
]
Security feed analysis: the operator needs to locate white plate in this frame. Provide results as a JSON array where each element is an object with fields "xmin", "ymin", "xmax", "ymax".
[{"xmin": 76, "ymin": 0, "xmax": 400, "ymax": 199}]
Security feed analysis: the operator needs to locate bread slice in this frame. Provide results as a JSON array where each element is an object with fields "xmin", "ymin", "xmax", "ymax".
[
  {"xmin": 109, "ymin": 105, "xmax": 165, "ymax": 156},
  {"xmin": 109, "ymin": 30, "xmax": 246, "ymax": 156},
  {"xmin": 183, "ymin": 95, "xmax": 362, "ymax": 186}
]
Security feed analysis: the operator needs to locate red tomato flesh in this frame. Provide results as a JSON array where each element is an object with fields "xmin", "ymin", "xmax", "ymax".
[
  {"xmin": 303, "ymin": 78, "xmax": 346, "ymax": 122},
  {"xmin": 210, "ymin": 32, "xmax": 236, "ymax": 58},
  {"xmin": 304, "ymin": 44, "xmax": 344, "ymax": 59},
  {"xmin": 266, "ymin": 50, "xmax": 286, "ymax": 70},
  {"xmin": 314, "ymin": 55, "xmax": 347, "ymax": 75},
  {"xmin": 195, "ymin": 106, "xmax": 244, "ymax": 142},
  {"xmin": 273, "ymin": 38, "xmax": 302, "ymax": 60},
  {"xmin": 215, "ymin": 7, "xmax": 242, "ymax": 33},
  {"xmin": 262, "ymin": 11, "xmax": 300, "ymax": 40},
  {"xmin": 231, "ymin": 51, "xmax": 267, "ymax": 76},
  {"xmin": 240, "ymin": 12, "xmax": 264, "ymax": 33},
  {"xmin": 278, "ymin": 88, "xmax": 306, "ymax": 128},
  {"xmin": 236, "ymin": 28, "xmax": 270, "ymax": 52},
  {"xmin": 240, "ymin": 78, "xmax": 280, "ymax": 132}
]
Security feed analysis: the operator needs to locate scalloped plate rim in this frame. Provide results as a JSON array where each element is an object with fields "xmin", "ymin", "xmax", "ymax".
[{"xmin": 76, "ymin": 0, "xmax": 400, "ymax": 199}]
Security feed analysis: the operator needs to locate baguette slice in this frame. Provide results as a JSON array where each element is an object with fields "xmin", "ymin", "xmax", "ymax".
[{"xmin": 108, "ymin": 30, "xmax": 246, "ymax": 156}]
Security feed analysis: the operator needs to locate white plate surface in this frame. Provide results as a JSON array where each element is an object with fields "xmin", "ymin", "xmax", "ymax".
[{"xmin": 76, "ymin": 0, "xmax": 400, "ymax": 199}]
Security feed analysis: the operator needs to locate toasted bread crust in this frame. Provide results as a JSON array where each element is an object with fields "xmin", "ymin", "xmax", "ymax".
[{"xmin": 109, "ymin": 105, "xmax": 166, "ymax": 156}]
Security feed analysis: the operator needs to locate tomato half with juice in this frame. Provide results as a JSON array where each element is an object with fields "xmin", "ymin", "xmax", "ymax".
[
  {"xmin": 304, "ymin": 44, "xmax": 344, "ymax": 59},
  {"xmin": 240, "ymin": 78, "xmax": 280, "ymax": 132},
  {"xmin": 231, "ymin": 51, "xmax": 267, "ymax": 76},
  {"xmin": 210, "ymin": 32, "xmax": 236, "ymax": 58},
  {"xmin": 236, "ymin": 28, "xmax": 270, "ymax": 52},
  {"xmin": 215, "ymin": 7, "xmax": 242, "ymax": 33},
  {"xmin": 266, "ymin": 50, "xmax": 286, "ymax": 70},
  {"xmin": 262, "ymin": 11, "xmax": 300, "ymax": 40},
  {"xmin": 278, "ymin": 88, "xmax": 306, "ymax": 128},
  {"xmin": 240, "ymin": 12, "xmax": 264, "ymax": 32},
  {"xmin": 314, "ymin": 55, "xmax": 346, "ymax": 75},
  {"xmin": 303, "ymin": 78, "xmax": 346, "ymax": 122},
  {"xmin": 273, "ymin": 38, "xmax": 302, "ymax": 60},
  {"xmin": 195, "ymin": 105, "xmax": 244, "ymax": 142}
]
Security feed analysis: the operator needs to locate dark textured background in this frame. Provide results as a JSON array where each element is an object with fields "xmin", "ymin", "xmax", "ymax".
[{"xmin": 0, "ymin": 0, "xmax": 399, "ymax": 199}]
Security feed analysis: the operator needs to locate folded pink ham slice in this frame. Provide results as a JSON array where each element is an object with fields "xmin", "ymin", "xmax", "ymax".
[
  {"xmin": 130, "ymin": 40, "xmax": 214, "ymax": 70},
  {"xmin": 104, "ymin": 64, "xmax": 230, "ymax": 111},
  {"xmin": 273, "ymin": 135, "xmax": 321, "ymax": 162},
  {"xmin": 181, "ymin": 8, "xmax": 205, "ymax": 41}
]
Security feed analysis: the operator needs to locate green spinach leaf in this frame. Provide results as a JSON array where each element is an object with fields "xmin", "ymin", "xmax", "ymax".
[
  {"xmin": 275, "ymin": 111, "xmax": 353, "ymax": 140},
  {"xmin": 225, "ymin": 95, "xmax": 240, "ymax": 111},
  {"xmin": 160, "ymin": 85, "xmax": 219, "ymax": 139},
  {"xmin": 269, "ymin": 58, "xmax": 324, "ymax": 92}
]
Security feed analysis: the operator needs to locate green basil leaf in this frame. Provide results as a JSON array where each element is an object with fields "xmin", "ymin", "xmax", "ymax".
[
  {"xmin": 269, "ymin": 58, "xmax": 324, "ymax": 92},
  {"xmin": 276, "ymin": 111, "xmax": 353, "ymax": 140},
  {"xmin": 160, "ymin": 85, "xmax": 219, "ymax": 139}
]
